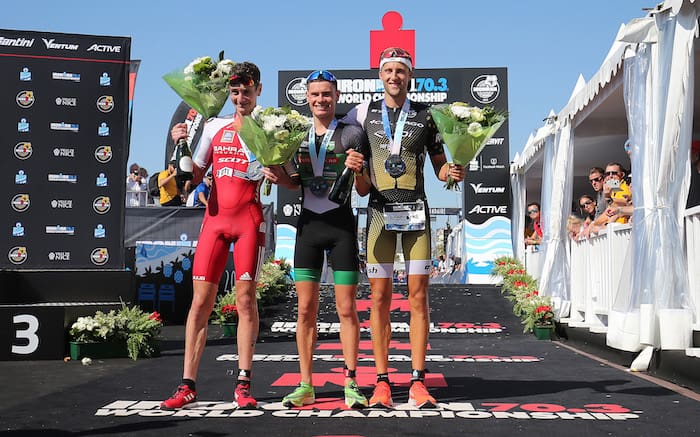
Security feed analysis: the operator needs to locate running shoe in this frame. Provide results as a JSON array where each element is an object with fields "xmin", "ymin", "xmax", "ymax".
[
  {"xmin": 368, "ymin": 380, "xmax": 393, "ymax": 408},
  {"xmin": 408, "ymin": 380, "xmax": 437, "ymax": 409},
  {"xmin": 282, "ymin": 382, "xmax": 315, "ymax": 408},
  {"xmin": 234, "ymin": 381, "xmax": 257, "ymax": 409},
  {"xmin": 344, "ymin": 380, "xmax": 368, "ymax": 409},
  {"xmin": 160, "ymin": 384, "xmax": 197, "ymax": 410}
]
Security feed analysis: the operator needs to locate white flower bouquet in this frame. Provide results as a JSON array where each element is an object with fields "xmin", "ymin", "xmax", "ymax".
[
  {"xmin": 163, "ymin": 51, "xmax": 236, "ymax": 118},
  {"xmin": 237, "ymin": 105, "xmax": 311, "ymax": 194},
  {"xmin": 430, "ymin": 102, "xmax": 507, "ymax": 190}
]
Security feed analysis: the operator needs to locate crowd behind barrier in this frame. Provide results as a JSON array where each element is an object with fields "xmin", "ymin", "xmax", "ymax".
[{"xmin": 534, "ymin": 206, "xmax": 700, "ymax": 354}]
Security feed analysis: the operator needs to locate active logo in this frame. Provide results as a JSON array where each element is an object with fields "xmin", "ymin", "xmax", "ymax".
[{"xmin": 87, "ymin": 44, "xmax": 121, "ymax": 53}]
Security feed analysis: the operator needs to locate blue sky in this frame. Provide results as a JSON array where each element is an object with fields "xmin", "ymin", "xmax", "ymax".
[{"xmin": 3, "ymin": 0, "xmax": 653, "ymax": 213}]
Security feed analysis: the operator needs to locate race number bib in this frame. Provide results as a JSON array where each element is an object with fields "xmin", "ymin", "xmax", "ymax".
[{"xmin": 383, "ymin": 200, "xmax": 426, "ymax": 231}]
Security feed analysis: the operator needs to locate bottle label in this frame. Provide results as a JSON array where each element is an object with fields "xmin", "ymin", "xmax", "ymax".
[{"xmin": 179, "ymin": 156, "xmax": 193, "ymax": 173}]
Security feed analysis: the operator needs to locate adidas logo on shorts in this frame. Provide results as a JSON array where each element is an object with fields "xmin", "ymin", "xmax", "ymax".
[{"xmin": 239, "ymin": 272, "xmax": 252, "ymax": 280}]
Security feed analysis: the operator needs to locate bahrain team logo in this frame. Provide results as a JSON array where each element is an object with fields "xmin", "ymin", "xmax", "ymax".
[{"xmin": 93, "ymin": 196, "xmax": 111, "ymax": 214}]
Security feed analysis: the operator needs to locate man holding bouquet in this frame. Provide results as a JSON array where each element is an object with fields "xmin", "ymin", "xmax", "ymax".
[
  {"xmin": 263, "ymin": 70, "xmax": 369, "ymax": 409},
  {"xmin": 344, "ymin": 47, "xmax": 464, "ymax": 409},
  {"xmin": 161, "ymin": 62, "xmax": 265, "ymax": 410}
]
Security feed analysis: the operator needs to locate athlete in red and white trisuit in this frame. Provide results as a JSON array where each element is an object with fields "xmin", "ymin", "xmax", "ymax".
[{"xmin": 161, "ymin": 62, "xmax": 264, "ymax": 411}]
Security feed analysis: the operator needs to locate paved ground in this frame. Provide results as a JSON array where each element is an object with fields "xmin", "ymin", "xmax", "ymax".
[{"xmin": 1, "ymin": 285, "xmax": 698, "ymax": 436}]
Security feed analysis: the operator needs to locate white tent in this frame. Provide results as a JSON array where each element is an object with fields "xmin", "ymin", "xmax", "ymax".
[{"xmin": 511, "ymin": 0, "xmax": 700, "ymax": 358}]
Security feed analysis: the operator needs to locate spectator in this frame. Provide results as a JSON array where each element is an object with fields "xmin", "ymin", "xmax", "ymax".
[
  {"xmin": 602, "ymin": 162, "xmax": 632, "ymax": 224},
  {"xmin": 525, "ymin": 202, "xmax": 542, "ymax": 249},
  {"xmin": 567, "ymin": 214, "xmax": 585, "ymax": 240},
  {"xmin": 186, "ymin": 171, "xmax": 212, "ymax": 207},
  {"xmin": 138, "ymin": 167, "xmax": 153, "ymax": 205},
  {"xmin": 126, "ymin": 163, "xmax": 146, "ymax": 207},
  {"xmin": 158, "ymin": 160, "xmax": 182, "ymax": 207},
  {"xmin": 578, "ymin": 194, "xmax": 596, "ymax": 224},
  {"xmin": 687, "ymin": 140, "xmax": 700, "ymax": 209},
  {"xmin": 588, "ymin": 166, "xmax": 606, "ymax": 219}
]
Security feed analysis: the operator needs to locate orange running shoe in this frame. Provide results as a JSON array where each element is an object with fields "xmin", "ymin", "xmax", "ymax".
[
  {"xmin": 408, "ymin": 380, "xmax": 437, "ymax": 409},
  {"xmin": 368, "ymin": 380, "xmax": 393, "ymax": 408}
]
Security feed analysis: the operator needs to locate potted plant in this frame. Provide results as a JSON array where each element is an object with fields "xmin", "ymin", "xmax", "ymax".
[
  {"xmin": 522, "ymin": 297, "xmax": 555, "ymax": 339},
  {"xmin": 68, "ymin": 303, "xmax": 163, "ymax": 360},
  {"xmin": 212, "ymin": 290, "xmax": 238, "ymax": 337}
]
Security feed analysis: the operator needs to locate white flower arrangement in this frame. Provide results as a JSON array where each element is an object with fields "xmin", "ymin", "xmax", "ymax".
[{"xmin": 163, "ymin": 51, "xmax": 236, "ymax": 119}]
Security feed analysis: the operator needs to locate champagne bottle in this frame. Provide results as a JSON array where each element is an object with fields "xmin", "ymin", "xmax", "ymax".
[
  {"xmin": 175, "ymin": 138, "xmax": 193, "ymax": 181},
  {"xmin": 328, "ymin": 166, "xmax": 354, "ymax": 205}
]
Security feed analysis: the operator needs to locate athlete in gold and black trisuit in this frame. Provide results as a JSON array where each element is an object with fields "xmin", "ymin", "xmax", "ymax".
[{"xmin": 344, "ymin": 47, "xmax": 465, "ymax": 409}]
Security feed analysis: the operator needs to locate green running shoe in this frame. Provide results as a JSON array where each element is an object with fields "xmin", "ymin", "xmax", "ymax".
[
  {"xmin": 344, "ymin": 380, "xmax": 368, "ymax": 409},
  {"xmin": 282, "ymin": 382, "xmax": 315, "ymax": 408}
]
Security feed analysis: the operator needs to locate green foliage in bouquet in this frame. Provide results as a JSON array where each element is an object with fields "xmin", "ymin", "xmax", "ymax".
[
  {"xmin": 238, "ymin": 106, "xmax": 311, "ymax": 166},
  {"xmin": 430, "ymin": 102, "xmax": 507, "ymax": 190},
  {"xmin": 163, "ymin": 51, "xmax": 236, "ymax": 119}
]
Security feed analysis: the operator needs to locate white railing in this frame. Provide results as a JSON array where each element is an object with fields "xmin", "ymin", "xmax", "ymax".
[
  {"xmin": 685, "ymin": 205, "xmax": 700, "ymax": 329},
  {"xmin": 566, "ymin": 223, "xmax": 632, "ymax": 332}
]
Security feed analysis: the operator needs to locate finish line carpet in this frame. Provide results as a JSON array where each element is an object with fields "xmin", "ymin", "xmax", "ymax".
[{"xmin": 1, "ymin": 285, "xmax": 698, "ymax": 437}]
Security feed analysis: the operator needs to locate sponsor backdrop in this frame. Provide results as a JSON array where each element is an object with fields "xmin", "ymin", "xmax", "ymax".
[
  {"xmin": 1, "ymin": 29, "xmax": 130, "ymax": 269},
  {"xmin": 276, "ymin": 68, "xmax": 512, "ymax": 281}
]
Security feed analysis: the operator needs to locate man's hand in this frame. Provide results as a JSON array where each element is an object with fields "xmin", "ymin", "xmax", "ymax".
[
  {"xmin": 447, "ymin": 164, "xmax": 465, "ymax": 182},
  {"xmin": 345, "ymin": 149, "xmax": 364, "ymax": 173}
]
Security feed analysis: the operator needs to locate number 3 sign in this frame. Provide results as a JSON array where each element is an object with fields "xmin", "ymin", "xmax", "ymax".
[{"xmin": 0, "ymin": 306, "xmax": 65, "ymax": 360}]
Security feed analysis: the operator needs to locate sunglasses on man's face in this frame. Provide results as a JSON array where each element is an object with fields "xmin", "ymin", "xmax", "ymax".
[
  {"xmin": 589, "ymin": 176, "xmax": 603, "ymax": 183},
  {"xmin": 528, "ymin": 209, "xmax": 539, "ymax": 214},
  {"xmin": 605, "ymin": 171, "xmax": 620, "ymax": 176},
  {"xmin": 306, "ymin": 70, "xmax": 337, "ymax": 83}
]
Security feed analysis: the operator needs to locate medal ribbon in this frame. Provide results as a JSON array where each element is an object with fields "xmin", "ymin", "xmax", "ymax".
[
  {"xmin": 308, "ymin": 119, "xmax": 338, "ymax": 177},
  {"xmin": 381, "ymin": 99, "xmax": 410, "ymax": 156}
]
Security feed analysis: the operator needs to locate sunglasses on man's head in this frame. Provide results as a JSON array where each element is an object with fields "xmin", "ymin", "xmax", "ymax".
[
  {"xmin": 528, "ymin": 208, "xmax": 539, "ymax": 214},
  {"xmin": 589, "ymin": 176, "xmax": 603, "ymax": 183},
  {"xmin": 306, "ymin": 70, "xmax": 337, "ymax": 84},
  {"xmin": 580, "ymin": 200, "xmax": 593, "ymax": 208}
]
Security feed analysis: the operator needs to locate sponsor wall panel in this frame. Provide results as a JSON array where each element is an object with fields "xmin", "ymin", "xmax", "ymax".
[{"xmin": 1, "ymin": 29, "xmax": 130, "ymax": 269}]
